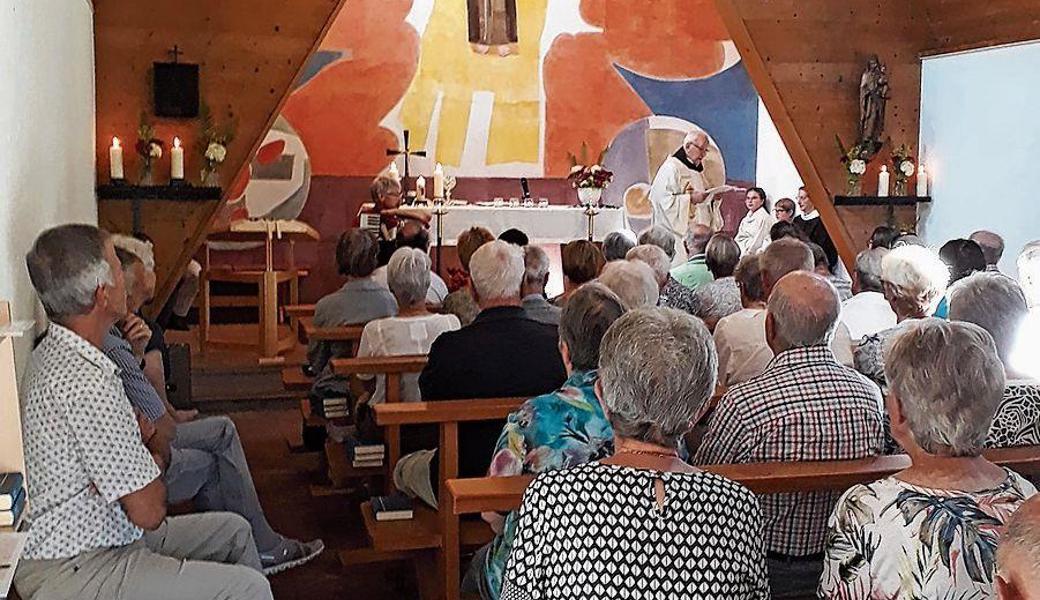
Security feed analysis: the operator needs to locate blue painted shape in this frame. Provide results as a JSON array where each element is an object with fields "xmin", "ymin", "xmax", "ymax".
[
  {"xmin": 617, "ymin": 62, "xmax": 759, "ymax": 182},
  {"xmin": 602, "ymin": 118, "xmax": 650, "ymax": 209},
  {"xmin": 294, "ymin": 50, "xmax": 345, "ymax": 90}
]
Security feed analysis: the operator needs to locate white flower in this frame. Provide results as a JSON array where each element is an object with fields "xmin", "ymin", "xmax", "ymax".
[
  {"xmin": 569, "ymin": 164, "xmax": 584, "ymax": 176},
  {"xmin": 590, "ymin": 164, "xmax": 603, "ymax": 173},
  {"xmin": 149, "ymin": 142, "xmax": 163, "ymax": 159},
  {"xmin": 849, "ymin": 159, "xmax": 867, "ymax": 175},
  {"xmin": 899, "ymin": 160, "xmax": 915, "ymax": 177},
  {"xmin": 205, "ymin": 142, "xmax": 228, "ymax": 163}
]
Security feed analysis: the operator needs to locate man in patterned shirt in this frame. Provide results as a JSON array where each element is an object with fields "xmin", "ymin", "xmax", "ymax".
[
  {"xmin": 694, "ymin": 271, "xmax": 884, "ymax": 598},
  {"xmin": 465, "ymin": 283, "xmax": 626, "ymax": 600},
  {"xmin": 15, "ymin": 224, "xmax": 271, "ymax": 600}
]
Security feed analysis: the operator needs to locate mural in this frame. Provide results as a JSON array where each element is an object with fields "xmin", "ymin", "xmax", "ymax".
[{"xmin": 234, "ymin": 0, "xmax": 761, "ymax": 218}]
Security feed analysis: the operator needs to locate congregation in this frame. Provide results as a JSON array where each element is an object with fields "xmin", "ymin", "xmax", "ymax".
[{"xmin": 12, "ymin": 175, "xmax": 1040, "ymax": 600}]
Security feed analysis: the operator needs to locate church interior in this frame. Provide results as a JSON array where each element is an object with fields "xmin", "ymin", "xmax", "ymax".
[{"xmin": 3, "ymin": 1, "xmax": 1040, "ymax": 599}]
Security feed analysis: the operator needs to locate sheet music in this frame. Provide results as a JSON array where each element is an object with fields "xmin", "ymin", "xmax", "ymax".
[{"xmin": 0, "ymin": 532, "xmax": 27, "ymax": 599}]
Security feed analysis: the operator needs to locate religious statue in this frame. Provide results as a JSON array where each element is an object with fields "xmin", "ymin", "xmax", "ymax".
[
  {"xmin": 468, "ymin": 0, "xmax": 518, "ymax": 56},
  {"xmin": 858, "ymin": 55, "xmax": 889, "ymax": 152}
]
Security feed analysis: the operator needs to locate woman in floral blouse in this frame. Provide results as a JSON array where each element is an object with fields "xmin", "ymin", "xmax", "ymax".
[{"xmin": 820, "ymin": 319, "xmax": 1036, "ymax": 599}]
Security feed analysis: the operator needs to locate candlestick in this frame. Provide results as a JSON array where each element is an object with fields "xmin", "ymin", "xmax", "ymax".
[
  {"xmin": 110, "ymin": 137, "xmax": 125, "ymax": 181},
  {"xmin": 916, "ymin": 166, "xmax": 928, "ymax": 197},
  {"xmin": 416, "ymin": 175, "xmax": 426, "ymax": 202},
  {"xmin": 432, "ymin": 163, "xmax": 445, "ymax": 199},
  {"xmin": 877, "ymin": 165, "xmax": 890, "ymax": 197},
  {"xmin": 171, "ymin": 137, "xmax": 185, "ymax": 181}
]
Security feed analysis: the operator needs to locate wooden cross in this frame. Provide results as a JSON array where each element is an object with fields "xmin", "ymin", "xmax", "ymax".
[
  {"xmin": 168, "ymin": 45, "xmax": 183, "ymax": 63},
  {"xmin": 385, "ymin": 129, "xmax": 426, "ymax": 180}
]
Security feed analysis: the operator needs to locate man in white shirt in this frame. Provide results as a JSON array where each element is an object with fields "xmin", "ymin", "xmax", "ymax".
[
  {"xmin": 841, "ymin": 248, "xmax": 897, "ymax": 340},
  {"xmin": 649, "ymin": 131, "xmax": 711, "ymax": 265}
]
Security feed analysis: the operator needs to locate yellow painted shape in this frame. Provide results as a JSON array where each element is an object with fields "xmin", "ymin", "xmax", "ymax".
[{"xmin": 401, "ymin": 0, "xmax": 548, "ymax": 168}]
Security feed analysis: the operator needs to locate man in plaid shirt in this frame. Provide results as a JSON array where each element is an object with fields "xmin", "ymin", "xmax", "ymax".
[{"xmin": 695, "ymin": 271, "xmax": 884, "ymax": 597}]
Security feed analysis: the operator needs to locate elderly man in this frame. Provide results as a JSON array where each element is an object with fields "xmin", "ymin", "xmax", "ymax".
[
  {"xmin": 970, "ymin": 230, "xmax": 1005, "ymax": 272},
  {"xmin": 998, "ymin": 495, "xmax": 1040, "ymax": 600},
  {"xmin": 597, "ymin": 259, "xmax": 659, "ymax": 309},
  {"xmin": 793, "ymin": 186, "xmax": 838, "ymax": 271},
  {"xmin": 107, "ymin": 249, "xmax": 323, "ymax": 574},
  {"xmin": 470, "ymin": 284, "xmax": 626, "ymax": 599},
  {"xmin": 713, "ymin": 255, "xmax": 771, "ymax": 387},
  {"xmin": 16, "ymin": 225, "xmax": 271, "ymax": 600},
  {"xmin": 602, "ymin": 230, "xmax": 636, "ymax": 262},
  {"xmin": 398, "ymin": 241, "xmax": 567, "ymax": 507},
  {"xmin": 649, "ymin": 130, "xmax": 715, "ymax": 265},
  {"xmin": 669, "ymin": 223, "xmax": 714, "ymax": 291},
  {"xmin": 520, "ymin": 245, "xmax": 560, "ymax": 326},
  {"xmin": 627, "ymin": 244, "xmax": 699, "ymax": 314},
  {"xmin": 840, "ymin": 247, "xmax": 897, "ymax": 340},
  {"xmin": 695, "ymin": 271, "xmax": 884, "ymax": 597},
  {"xmin": 949, "ymin": 272, "xmax": 1040, "ymax": 448}
]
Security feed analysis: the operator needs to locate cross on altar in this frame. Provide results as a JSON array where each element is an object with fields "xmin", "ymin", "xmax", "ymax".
[{"xmin": 385, "ymin": 129, "xmax": 426, "ymax": 181}]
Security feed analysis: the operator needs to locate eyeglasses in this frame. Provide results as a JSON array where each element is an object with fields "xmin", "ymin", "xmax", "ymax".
[{"xmin": 774, "ymin": 207, "xmax": 793, "ymax": 213}]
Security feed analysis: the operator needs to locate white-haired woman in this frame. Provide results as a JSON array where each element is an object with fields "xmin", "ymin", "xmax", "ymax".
[
  {"xmin": 820, "ymin": 319, "xmax": 1037, "ymax": 599},
  {"xmin": 353, "ymin": 248, "xmax": 460, "ymax": 436},
  {"xmin": 596, "ymin": 259, "xmax": 659, "ymax": 309},
  {"xmin": 854, "ymin": 244, "xmax": 949, "ymax": 391},
  {"xmin": 501, "ymin": 308, "xmax": 768, "ymax": 600}
]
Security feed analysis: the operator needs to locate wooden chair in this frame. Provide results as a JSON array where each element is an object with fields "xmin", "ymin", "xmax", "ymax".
[
  {"xmin": 443, "ymin": 445, "xmax": 1040, "ymax": 599},
  {"xmin": 339, "ymin": 396, "xmax": 527, "ymax": 600}
]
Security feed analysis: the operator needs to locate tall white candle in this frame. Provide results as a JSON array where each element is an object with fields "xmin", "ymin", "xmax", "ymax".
[
  {"xmin": 416, "ymin": 175, "xmax": 426, "ymax": 199},
  {"xmin": 877, "ymin": 165, "xmax": 890, "ymax": 197},
  {"xmin": 432, "ymin": 163, "xmax": 445, "ymax": 198},
  {"xmin": 110, "ymin": 137, "xmax": 124, "ymax": 181},
  {"xmin": 171, "ymin": 137, "xmax": 185, "ymax": 180},
  {"xmin": 916, "ymin": 166, "xmax": 928, "ymax": 197}
]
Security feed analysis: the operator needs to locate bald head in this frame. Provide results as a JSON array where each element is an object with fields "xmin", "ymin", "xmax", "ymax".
[
  {"xmin": 969, "ymin": 230, "xmax": 1004, "ymax": 267},
  {"xmin": 997, "ymin": 495, "xmax": 1040, "ymax": 600},
  {"xmin": 760, "ymin": 238, "xmax": 813, "ymax": 297},
  {"xmin": 765, "ymin": 271, "xmax": 841, "ymax": 353},
  {"xmin": 685, "ymin": 224, "xmax": 712, "ymax": 256}
]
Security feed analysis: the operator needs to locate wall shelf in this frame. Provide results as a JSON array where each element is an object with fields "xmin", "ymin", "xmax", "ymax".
[
  {"xmin": 97, "ymin": 184, "xmax": 222, "ymax": 201},
  {"xmin": 833, "ymin": 195, "xmax": 931, "ymax": 207}
]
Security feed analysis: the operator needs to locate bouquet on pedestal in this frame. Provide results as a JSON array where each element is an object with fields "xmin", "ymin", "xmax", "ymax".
[{"xmin": 566, "ymin": 143, "xmax": 613, "ymax": 206}]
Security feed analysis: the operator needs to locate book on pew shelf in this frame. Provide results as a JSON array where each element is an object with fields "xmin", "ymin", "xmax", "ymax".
[
  {"xmin": 323, "ymin": 409, "xmax": 350, "ymax": 419},
  {"xmin": 322, "ymin": 397, "xmax": 349, "ymax": 408},
  {"xmin": 0, "ymin": 473, "xmax": 22, "ymax": 512},
  {"xmin": 345, "ymin": 439, "xmax": 384, "ymax": 460},
  {"xmin": 352, "ymin": 458, "xmax": 383, "ymax": 468},
  {"xmin": 371, "ymin": 493, "xmax": 413, "ymax": 521},
  {"xmin": 0, "ymin": 487, "xmax": 26, "ymax": 527}
]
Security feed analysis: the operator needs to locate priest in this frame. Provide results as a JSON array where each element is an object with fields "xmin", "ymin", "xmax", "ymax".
[{"xmin": 649, "ymin": 131, "xmax": 716, "ymax": 265}]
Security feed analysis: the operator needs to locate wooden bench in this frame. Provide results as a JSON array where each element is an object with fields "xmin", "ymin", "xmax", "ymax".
[
  {"xmin": 339, "ymin": 396, "xmax": 528, "ymax": 598},
  {"xmin": 442, "ymin": 445, "xmax": 1040, "ymax": 599}
]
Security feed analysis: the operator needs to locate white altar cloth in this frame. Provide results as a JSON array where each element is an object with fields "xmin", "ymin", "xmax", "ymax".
[{"xmin": 434, "ymin": 205, "xmax": 626, "ymax": 245}]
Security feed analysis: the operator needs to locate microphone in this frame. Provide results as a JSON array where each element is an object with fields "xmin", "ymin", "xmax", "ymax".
[{"xmin": 520, "ymin": 177, "xmax": 531, "ymax": 200}]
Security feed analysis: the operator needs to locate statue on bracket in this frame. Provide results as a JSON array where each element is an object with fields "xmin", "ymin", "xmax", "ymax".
[{"xmin": 858, "ymin": 54, "xmax": 889, "ymax": 157}]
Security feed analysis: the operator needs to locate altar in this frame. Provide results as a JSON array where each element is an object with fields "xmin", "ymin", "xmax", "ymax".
[{"xmin": 435, "ymin": 204, "xmax": 626, "ymax": 244}]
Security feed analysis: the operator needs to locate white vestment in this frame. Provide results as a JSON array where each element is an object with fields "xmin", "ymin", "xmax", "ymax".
[{"xmin": 649, "ymin": 156, "xmax": 707, "ymax": 266}]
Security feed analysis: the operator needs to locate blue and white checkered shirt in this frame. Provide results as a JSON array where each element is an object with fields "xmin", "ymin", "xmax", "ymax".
[{"xmin": 101, "ymin": 327, "xmax": 166, "ymax": 422}]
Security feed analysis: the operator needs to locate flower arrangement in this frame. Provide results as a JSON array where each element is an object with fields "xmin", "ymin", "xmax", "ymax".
[
  {"xmin": 566, "ymin": 143, "xmax": 613, "ymax": 189},
  {"xmin": 135, "ymin": 113, "xmax": 164, "ymax": 184},
  {"xmin": 836, "ymin": 135, "xmax": 871, "ymax": 195},
  {"xmin": 198, "ymin": 102, "xmax": 236, "ymax": 186},
  {"xmin": 889, "ymin": 144, "xmax": 915, "ymax": 195}
]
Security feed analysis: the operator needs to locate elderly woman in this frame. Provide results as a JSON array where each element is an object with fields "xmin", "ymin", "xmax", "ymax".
[
  {"xmin": 627, "ymin": 244, "xmax": 699, "ymax": 314},
  {"xmin": 602, "ymin": 230, "xmax": 636, "ymax": 262},
  {"xmin": 694, "ymin": 234, "xmax": 743, "ymax": 329},
  {"xmin": 854, "ymin": 245, "xmax": 949, "ymax": 391},
  {"xmin": 356, "ymin": 248, "xmax": 460, "ymax": 406},
  {"xmin": 820, "ymin": 319, "xmax": 1037, "ymax": 599},
  {"xmin": 597, "ymin": 259, "xmax": 659, "ymax": 309},
  {"xmin": 948, "ymin": 272, "xmax": 1040, "ymax": 447},
  {"xmin": 442, "ymin": 226, "xmax": 495, "ymax": 326},
  {"xmin": 308, "ymin": 229, "xmax": 398, "ymax": 375},
  {"xmin": 735, "ymin": 187, "xmax": 776, "ymax": 256},
  {"xmin": 501, "ymin": 308, "xmax": 768, "ymax": 600},
  {"xmin": 554, "ymin": 239, "xmax": 606, "ymax": 305}
]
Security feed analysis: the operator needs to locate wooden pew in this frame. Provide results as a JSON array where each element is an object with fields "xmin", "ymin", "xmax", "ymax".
[
  {"xmin": 443, "ymin": 445, "xmax": 1040, "ymax": 599},
  {"xmin": 339, "ymin": 396, "xmax": 527, "ymax": 599}
]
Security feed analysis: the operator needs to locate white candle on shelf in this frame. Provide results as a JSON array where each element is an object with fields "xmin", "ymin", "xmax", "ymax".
[
  {"xmin": 432, "ymin": 163, "xmax": 445, "ymax": 198},
  {"xmin": 171, "ymin": 137, "xmax": 185, "ymax": 180},
  {"xmin": 877, "ymin": 165, "xmax": 890, "ymax": 197},
  {"xmin": 916, "ymin": 166, "xmax": 928, "ymax": 197},
  {"xmin": 110, "ymin": 137, "xmax": 124, "ymax": 181}
]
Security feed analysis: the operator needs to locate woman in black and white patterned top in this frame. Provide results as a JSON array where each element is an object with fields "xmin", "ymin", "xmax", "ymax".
[{"xmin": 501, "ymin": 308, "xmax": 768, "ymax": 600}]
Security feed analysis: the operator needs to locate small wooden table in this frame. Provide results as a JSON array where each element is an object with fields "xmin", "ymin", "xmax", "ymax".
[{"xmin": 202, "ymin": 219, "xmax": 320, "ymax": 362}]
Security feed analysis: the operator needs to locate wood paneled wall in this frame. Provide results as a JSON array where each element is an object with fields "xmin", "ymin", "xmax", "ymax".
[
  {"xmin": 94, "ymin": 0, "xmax": 345, "ymax": 314},
  {"xmin": 920, "ymin": 0, "xmax": 1040, "ymax": 54}
]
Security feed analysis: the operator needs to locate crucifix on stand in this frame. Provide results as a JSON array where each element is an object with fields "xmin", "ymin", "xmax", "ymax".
[{"xmin": 385, "ymin": 129, "xmax": 427, "ymax": 192}]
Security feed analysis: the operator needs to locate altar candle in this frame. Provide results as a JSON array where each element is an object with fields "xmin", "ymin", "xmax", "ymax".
[
  {"xmin": 916, "ymin": 166, "xmax": 928, "ymax": 197},
  {"xmin": 416, "ymin": 175, "xmax": 426, "ymax": 197},
  {"xmin": 171, "ymin": 137, "xmax": 185, "ymax": 180},
  {"xmin": 432, "ymin": 163, "xmax": 445, "ymax": 198},
  {"xmin": 877, "ymin": 165, "xmax": 890, "ymax": 197},
  {"xmin": 387, "ymin": 161, "xmax": 400, "ymax": 181},
  {"xmin": 110, "ymin": 137, "xmax": 124, "ymax": 180}
]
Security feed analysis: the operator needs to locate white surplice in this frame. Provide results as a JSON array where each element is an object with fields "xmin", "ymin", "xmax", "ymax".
[
  {"xmin": 734, "ymin": 207, "xmax": 776, "ymax": 256},
  {"xmin": 649, "ymin": 155, "xmax": 707, "ymax": 266}
]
